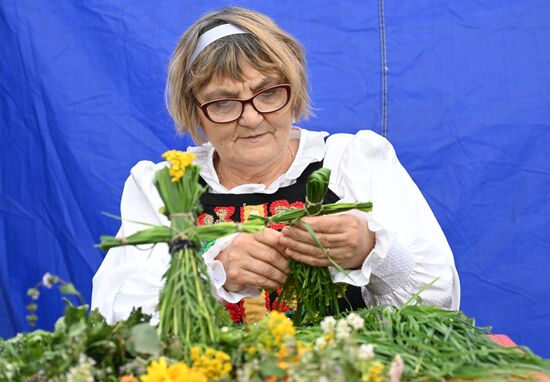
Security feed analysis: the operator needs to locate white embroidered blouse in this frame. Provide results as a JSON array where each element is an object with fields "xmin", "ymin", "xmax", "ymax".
[{"xmin": 91, "ymin": 127, "xmax": 460, "ymax": 324}]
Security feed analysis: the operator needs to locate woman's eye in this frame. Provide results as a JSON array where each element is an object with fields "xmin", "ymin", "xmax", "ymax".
[
  {"xmin": 210, "ymin": 100, "xmax": 233, "ymax": 110},
  {"xmin": 260, "ymin": 89, "xmax": 276, "ymax": 97}
]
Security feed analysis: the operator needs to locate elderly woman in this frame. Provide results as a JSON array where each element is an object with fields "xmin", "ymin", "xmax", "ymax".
[{"xmin": 92, "ymin": 7, "xmax": 460, "ymax": 324}]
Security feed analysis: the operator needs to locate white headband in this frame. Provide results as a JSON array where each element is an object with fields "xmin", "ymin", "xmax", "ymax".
[{"xmin": 187, "ymin": 24, "xmax": 249, "ymax": 70}]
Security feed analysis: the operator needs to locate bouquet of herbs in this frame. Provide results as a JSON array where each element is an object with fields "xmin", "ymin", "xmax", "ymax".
[
  {"xmin": 249, "ymin": 168, "xmax": 373, "ymax": 325},
  {"xmin": 153, "ymin": 151, "xmax": 220, "ymax": 356},
  {"xmin": 97, "ymin": 151, "xmax": 265, "ymax": 358}
]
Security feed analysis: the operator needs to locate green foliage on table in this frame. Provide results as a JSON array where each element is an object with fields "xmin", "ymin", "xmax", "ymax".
[
  {"xmin": 0, "ymin": 300, "xmax": 158, "ymax": 381},
  {"xmin": 2, "ymin": 284, "xmax": 549, "ymax": 381}
]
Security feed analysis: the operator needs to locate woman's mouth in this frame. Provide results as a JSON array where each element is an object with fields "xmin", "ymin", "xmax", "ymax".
[{"xmin": 241, "ymin": 132, "xmax": 268, "ymax": 141}]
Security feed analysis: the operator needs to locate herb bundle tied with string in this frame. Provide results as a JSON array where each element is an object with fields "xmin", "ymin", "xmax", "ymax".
[
  {"xmin": 97, "ymin": 150, "xmax": 265, "ymax": 358},
  {"xmin": 250, "ymin": 168, "xmax": 373, "ymax": 325}
]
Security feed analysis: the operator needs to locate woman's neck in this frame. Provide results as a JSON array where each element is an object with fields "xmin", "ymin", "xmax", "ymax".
[{"xmin": 215, "ymin": 140, "xmax": 298, "ymax": 189}]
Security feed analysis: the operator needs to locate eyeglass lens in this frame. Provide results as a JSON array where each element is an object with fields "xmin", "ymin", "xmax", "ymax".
[{"xmin": 205, "ymin": 85, "xmax": 289, "ymax": 123}]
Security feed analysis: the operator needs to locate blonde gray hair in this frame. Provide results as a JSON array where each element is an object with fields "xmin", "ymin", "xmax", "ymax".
[{"xmin": 166, "ymin": 7, "xmax": 311, "ymax": 142}]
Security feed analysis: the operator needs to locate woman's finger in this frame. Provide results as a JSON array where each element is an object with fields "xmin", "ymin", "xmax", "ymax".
[
  {"xmin": 281, "ymin": 225, "xmax": 347, "ymax": 248},
  {"xmin": 247, "ymin": 241, "xmax": 290, "ymax": 275},
  {"xmin": 242, "ymin": 255, "xmax": 288, "ymax": 286},
  {"xmin": 285, "ymin": 248, "xmax": 330, "ymax": 267},
  {"xmin": 220, "ymin": 233, "xmax": 287, "ymax": 291},
  {"xmin": 296, "ymin": 215, "xmax": 348, "ymax": 234},
  {"xmin": 254, "ymin": 228, "xmax": 284, "ymax": 249},
  {"xmin": 229, "ymin": 268, "xmax": 284, "ymax": 290},
  {"xmin": 281, "ymin": 236, "xmax": 328, "ymax": 259}
]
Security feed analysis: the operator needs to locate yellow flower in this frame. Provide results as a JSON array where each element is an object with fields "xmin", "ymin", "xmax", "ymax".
[
  {"xmin": 277, "ymin": 360, "xmax": 290, "ymax": 370},
  {"xmin": 190, "ymin": 346, "xmax": 201, "ymax": 362},
  {"xmin": 191, "ymin": 347, "xmax": 232, "ymax": 380},
  {"xmin": 278, "ymin": 344, "xmax": 289, "ymax": 359},
  {"xmin": 162, "ymin": 150, "xmax": 196, "ymax": 183},
  {"xmin": 276, "ymin": 340, "xmax": 310, "ymax": 367},
  {"xmin": 140, "ymin": 357, "xmax": 207, "ymax": 382},
  {"xmin": 362, "ymin": 362, "xmax": 385, "ymax": 382},
  {"xmin": 266, "ymin": 311, "xmax": 295, "ymax": 346},
  {"xmin": 246, "ymin": 345, "xmax": 257, "ymax": 356},
  {"xmin": 168, "ymin": 363, "xmax": 206, "ymax": 382},
  {"xmin": 297, "ymin": 341, "xmax": 312, "ymax": 357},
  {"xmin": 141, "ymin": 357, "xmax": 169, "ymax": 382}
]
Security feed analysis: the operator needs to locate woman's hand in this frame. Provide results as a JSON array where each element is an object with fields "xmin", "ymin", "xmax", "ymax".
[
  {"xmin": 216, "ymin": 228, "xmax": 290, "ymax": 292},
  {"xmin": 279, "ymin": 214, "xmax": 375, "ymax": 269}
]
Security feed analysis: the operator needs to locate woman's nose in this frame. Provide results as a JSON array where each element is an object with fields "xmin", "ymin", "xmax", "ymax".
[{"xmin": 239, "ymin": 102, "xmax": 263, "ymax": 127}]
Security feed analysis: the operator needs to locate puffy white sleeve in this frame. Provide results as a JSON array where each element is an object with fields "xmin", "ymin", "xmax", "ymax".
[
  {"xmin": 324, "ymin": 131, "xmax": 460, "ymax": 310},
  {"xmin": 91, "ymin": 161, "xmax": 249, "ymax": 324},
  {"xmin": 91, "ymin": 161, "xmax": 169, "ymax": 324}
]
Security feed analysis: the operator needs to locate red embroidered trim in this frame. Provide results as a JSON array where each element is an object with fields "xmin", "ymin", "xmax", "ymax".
[
  {"xmin": 240, "ymin": 203, "xmax": 269, "ymax": 223},
  {"xmin": 197, "ymin": 212, "xmax": 214, "ymax": 226},
  {"xmin": 268, "ymin": 200, "xmax": 305, "ymax": 230},
  {"xmin": 214, "ymin": 206, "xmax": 235, "ymax": 222},
  {"xmin": 225, "ymin": 300, "xmax": 245, "ymax": 323}
]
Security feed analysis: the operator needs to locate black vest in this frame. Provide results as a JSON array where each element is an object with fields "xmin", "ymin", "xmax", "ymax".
[{"xmin": 199, "ymin": 161, "xmax": 365, "ymax": 317}]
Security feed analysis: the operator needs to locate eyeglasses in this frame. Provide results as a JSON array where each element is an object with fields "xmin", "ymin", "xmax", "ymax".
[{"xmin": 198, "ymin": 84, "xmax": 291, "ymax": 124}]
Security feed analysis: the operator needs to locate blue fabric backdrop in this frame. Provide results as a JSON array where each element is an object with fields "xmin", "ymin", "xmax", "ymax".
[{"xmin": 1, "ymin": 0, "xmax": 549, "ymax": 357}]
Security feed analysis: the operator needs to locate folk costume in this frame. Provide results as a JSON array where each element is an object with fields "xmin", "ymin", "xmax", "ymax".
[{"xmin": 92, "ymin": 128, "xmax": 460, "ymax": 324}]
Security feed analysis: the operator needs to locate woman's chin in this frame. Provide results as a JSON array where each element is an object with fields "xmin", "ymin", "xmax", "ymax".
[{"xmin": 230, "ymin": 150, "xmax": 284, "ymax": 170}]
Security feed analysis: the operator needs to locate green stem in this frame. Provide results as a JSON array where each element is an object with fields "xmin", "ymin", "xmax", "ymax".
[{"xmin": 189, "ymin": 249, "xmax": 215, "ymax": 342}]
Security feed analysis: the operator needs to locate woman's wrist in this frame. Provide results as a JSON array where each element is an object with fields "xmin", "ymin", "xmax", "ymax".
[{"xmin": 346, "ymin": 218, "xmax": 375, "ymax": 269}]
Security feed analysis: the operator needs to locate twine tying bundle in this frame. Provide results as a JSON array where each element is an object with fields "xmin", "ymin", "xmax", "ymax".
[
  {"xmin": 169, "ymin": 238, "xmax": 196, "ymax": 254},
  {"xmin": 169, "ymin": 212, "xmax": 195, "ymax": 220},
  {"xmin": 304, "ymin": 196, "xmax": 323, "ymax": 216}
]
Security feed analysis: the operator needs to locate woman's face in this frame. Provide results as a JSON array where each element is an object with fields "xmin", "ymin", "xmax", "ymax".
[{"xmin": 194, "ymin": 64, "xmax": 293, "ymax": 173}]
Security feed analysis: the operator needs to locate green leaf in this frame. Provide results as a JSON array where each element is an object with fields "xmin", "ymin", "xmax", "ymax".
[
  {"xmin": 58, "ymin": 283, "xmax": 79, "ymax": 296},
  {"xmin": 61, "ymin": 300, "xmax": 88, "ymax": 329},
  {"xmin": 67, "ymin": 318, "xmax": 88, "ymax": 338},
  {"xmin": 298, "ymin": 220, "xmax": 347, "ymax": 275},
  {"xmin": 260, "ymin": 358, "xmax": 287, "ymax": 378},
  {"xmin": 305, "ymin": 167, "xmax": 331, "ymax": 215},
  {"xmin": 126, "ymin": 323, "xmax": 161, "ymax": 357}
]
